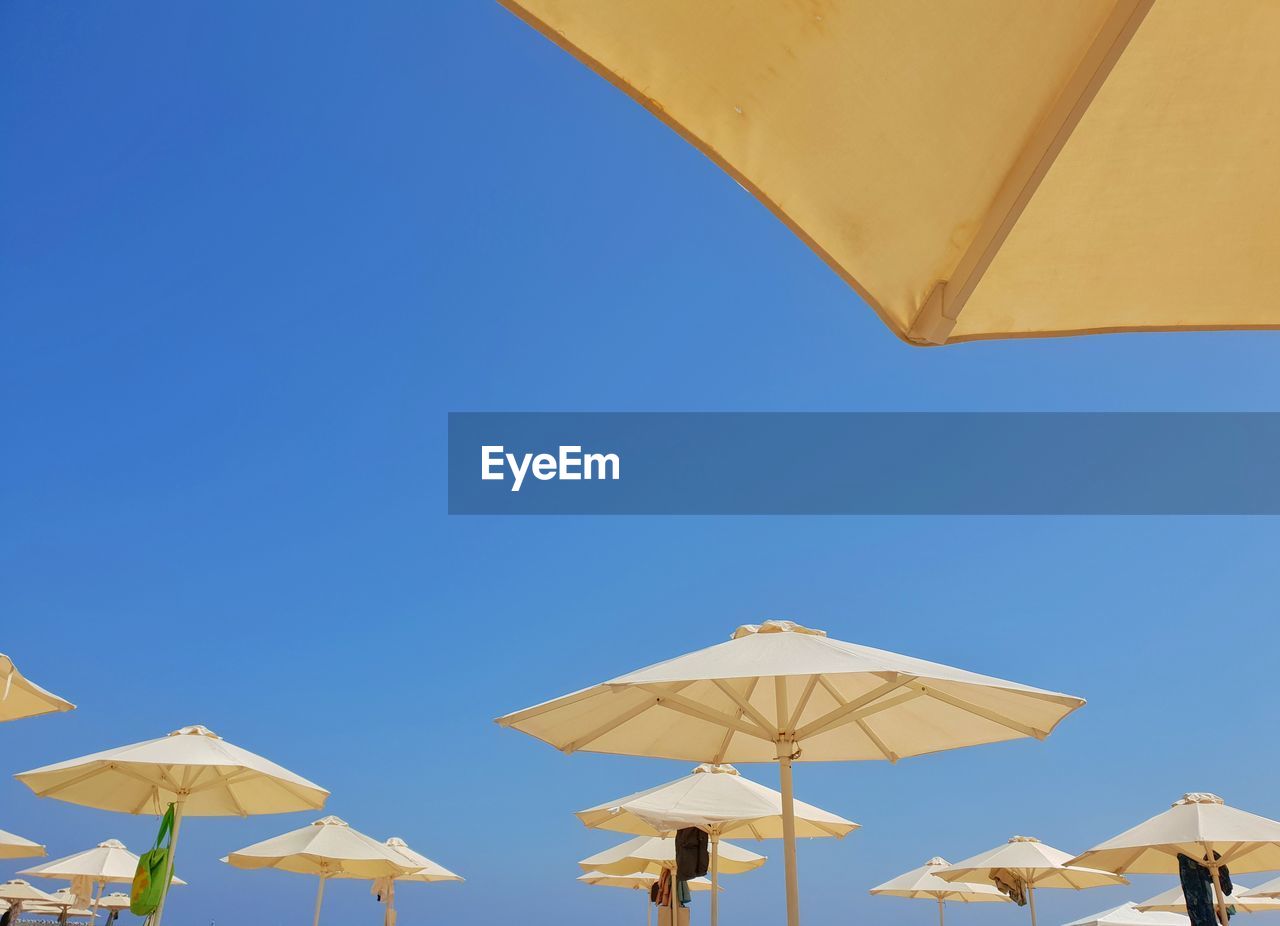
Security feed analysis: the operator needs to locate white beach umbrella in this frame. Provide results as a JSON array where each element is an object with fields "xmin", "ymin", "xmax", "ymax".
[
  {"xmin": 499, "ymin": 619, "xmax": 1084, "ymax": 926},
  {"xmin": 579, "ymin": 762, "xmax": 854, "ymax": 926},
  {"xmin": 31, "ymin": 888, "xmax": 101, "ymax": 920},
  {"xmin": 20, "ymin": 838, "xmax": 186, "ymax": 923},
  {"xmin": 870, "ymin": 857, "xmax": 1011, "ymax": 926},
  {"xmin": 372, "ymin": 836, "xmax": 463, "ymax": 926},
  {"xmin": 580, "ymin": 834, "xmax": 765, "ymax": 878},
  {"xmin": 0, "ymin": 827, "xmax": 45, "ymax": 860},
  {"xmin": 1070, "ymin": 794, "xmax": 1280, "ymax": 926},
  {"xmin": 1138, "ymin": 883, "xmax": 1280, "ymax": 914},
  {"xmin": 0, "ymin": 654, "xmax": 73, "ymax": 724},
  {"xmin": 1064, "ymin": 902, "xmax": 1191, "ymax": 926},
  {"xmin": 16, "ymin": 724, "xmax": 328, "ymax": 926},
  {"xmin": 94, "ymin": 893, "xmax": 131, "ymax": 913},
  {"xmin": 1246, "ymin": 877, "xmax": 1280, "ymax": 901},
  {"xmin": 936, "ymin": 836, "xmax": 1128, "ymax": 926},
  {"xmin": 580, "ymin": 870, "xmax": 719, "ymax": 926},
  {"xmin": 0, "ymin": 879, "xmax": 59, "ymax": 920},
  {"xmin": 225, "ymin": 815, "xmax": 418, "ymax": 926}
]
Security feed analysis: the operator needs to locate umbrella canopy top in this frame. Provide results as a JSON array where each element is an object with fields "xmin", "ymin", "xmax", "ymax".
[
  {"xmin": 937, "ymin": 836, "xmax": 1129, "ymax": 890},
  {"xmin": 94, "ymin": 893, "xmax": 132, "ymax": 911},
  {"xmin": 1064, "ymin": 902, "xmax": 1191, "ymax": 926},
  {"xmin": 225, "ymin": 816, "xmax": 419, "ymax": 879},
  {"xmin": 0, "ymin": 827, "xmax": 45, "ymax": 860},
  {"xmin": 20, "ymin": 838, "xmax": 186, "ymax": 885},
  {"xmin": 497, "ymin": 0, "xmax": 1280, "ymax": 345},
  {"xmin": 0, "ymin": 879, "xmax": 59, "ymax": 903},
  {"xmin": 579, "ymin": 834, "xmax": 766, "ymax": 877},
  {"xmin": 39, "ymin": 888, "xmax": 100, "ymax": 916},
  {"xmin": 0, "ymin": 653, "xmax": 74, "ymax": 724},
  {"xmin": 16, "ymin": 725, "xmax": 330, "ymax": 816},
  {"xmin": 382, "ymin": 837, "xmax": 464, "ymax": 883},
  {"xmin": 1138, "ymin": 883, "xmax": 1280, "ymax": 914},
  {"xmin": 1071, "ymin": 794, "xmax": 1280, "ymax": 875},
  {"xmin": 870, "ymin": 857, "xmax": 1013, "ymax": 903},
  {"xmin": 578, "ymin": 871, "xmax": 719, "ymax": 891},
  {"xmin": 576, "ymin": 761, "xmax": 857, "ymax": 839},
  {"xmin": 498, "ymin": 620, "xmax": 1084, "ymax": 764}
]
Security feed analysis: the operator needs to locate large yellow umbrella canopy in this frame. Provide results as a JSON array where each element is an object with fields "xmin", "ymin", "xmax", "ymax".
[
  {"xmin": 578, "ymin": 762, "xmax": 855, "ymax": 926},
  {"xmin": 937, "ymin": 836, "xmax": 1128, "ymax": 926},
  {"xmin": 580, "ymin": 834, "xmax": 765, "ymax": 878},
  {"xmin": 16, "ymin": 724, "xmax": 329, "ymax": 926},
  {"xmin": 0, "ymin": 827, "xmax": 45, "ymax": 860},
  {"xmin": 0, "ymin": 653, "xmax": 74, "ymax": 723},
  {"xmin": 870, "ymin": 857, "xmax": 1011, "ymax": 926},
  {"xmin": 225, "ymin": 816, "xmax": 418, "ymax": 926},
  {"xmin": 20, "ymin": 838, "xmax": 186, "ymax": 922},
  {"xmin": 499, "ymin": 619, "xmax": 1084, "ymax": 926},
  {"xmin": 497, "ymin": 0, "xmax": 1280, "ymax": 345},
  {"xmin": 1071, "ymin": 793, "xmax": 1280, "ymax": 926},
  {"xmin": 1138, "ymin": 883, "xmax": 1280, "ymax": 915}
]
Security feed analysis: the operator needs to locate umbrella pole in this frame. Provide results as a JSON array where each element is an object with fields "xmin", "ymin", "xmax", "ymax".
[
  {"xmin": 777, "ymin": 743, "xmax": 801, "ymax": 926},
  {"xmin": 151, "ymin": 797, "xmax": 185, "ymax": 926},
  {"xmin": 646, "ymin": 885, "xmax": 652, "ymax": 926},
  {"xmin": 313, "ymin": 875, "xmax": 327, "ymax": 926},
  {"xmin": 938, "ymin": 898, "xmax": 945, "ymax": 926},
  {"xmin": 88, "ymin": 879, "xmax": 103, "ymax": 926},
  {"xmin": 671, "ymin": 862, "xmax": 678, "ymax": 926},
  {"xmin": 711, "ymin": 831, "xmax": 721, "ymax": 926},
  {"xmin": 1204, "ymin": 845, "xmax": 1230, "ymax": 926},
  {"xmin": 1027, "ymin": 884, "xmax": 1037, "ymax": 926}
]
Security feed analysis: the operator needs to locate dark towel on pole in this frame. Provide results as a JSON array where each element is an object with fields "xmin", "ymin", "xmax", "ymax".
[
  {"xmin": 1178, "ymin": 852, "xmax": 1233, "ymax": 926},
  {"xmin": 675, "ymin": 827, "xmax": 709, "ymax": 880}
]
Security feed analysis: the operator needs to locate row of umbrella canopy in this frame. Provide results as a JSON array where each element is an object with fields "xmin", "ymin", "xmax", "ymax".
[{"xmin": 1, "ymin": 655, "xmax": 460, "ymax": 926}]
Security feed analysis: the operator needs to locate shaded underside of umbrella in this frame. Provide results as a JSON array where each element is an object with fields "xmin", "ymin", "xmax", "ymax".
[
  {"xmin": 0, "ymin": 827, "xmax": 46, "ymax": 860},
  {"xmin": 0, "ymin": 879, "xmax": 59, "ymax": 903},
  {"xmin": 499, "ymin": 621, "xmax": 1084, "ymax": 764},
  {"xmin": 579, "ymin": 871, "xmax": 719, "ymax": 892},
  {"xmin": 1071, "ymin": 793, "xmax": 1280, "ymax": 874},
  {"xmin": 20, "ymin": 838, "xmax": 185, "ymax": 885},
  {"xmin": 0, "ymin": 654, "xmax": 74, "ymax": 723},
  {"xmin": 871, "ymin": 857, "xmax": 1012, "ymax": 902},
  {"xmin": 496, "ymin": 0, "xmax": 1280, "ymax": 345},
  {"xmin": 1064, "ymin": 902, "xmax": 1191, "ymax": 926},
  {"xmin": 382, "ymin": 837, "xmax": 463, "ymax": 883},
  {"xmin": 226, "ymin": 816, "xmax": 417, "ymax": 879},
  {"xmin": 1138, "ymin": 883, "xmax": 1280, "ymax": 914},
  {"xmin": 580, "ymin": 835, "xmax": 765, "ymax": 877},
  {"xmin": 1247, "ymin": 876, "xmax": 1280, "ymax": 901},
  {"xmin": 94, "ymin": 893, "xmax": 132, "ymax": 911},
  {"xmin": 938, "ymin": 837, "xmax": 1129, "ymax": 890},
  {"xmin": 578, "ymin": 763, "xmax": 857, "ymax": 839}
]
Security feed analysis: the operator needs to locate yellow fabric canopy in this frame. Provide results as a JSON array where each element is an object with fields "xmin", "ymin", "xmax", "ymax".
[{"xmin": 498, "ymin": 0, "xmax": 1280, "ymax": 345}]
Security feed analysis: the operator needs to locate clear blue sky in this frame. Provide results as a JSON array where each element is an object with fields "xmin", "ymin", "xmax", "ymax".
[{"xmin": 3, "ymin": 3, "xmax": 1278, "ymax": 926}]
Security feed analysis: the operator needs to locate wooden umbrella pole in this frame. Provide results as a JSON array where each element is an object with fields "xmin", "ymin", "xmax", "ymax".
[
  {"xmin": 646, "ymin": 885, "xmax": 652, "ymax": 926},
  {"xmin": 1204, "ymin": 845, "xmax": 1231, "ymax": 926},
  {"xmin": 938, "ymin": 897, "xmax": 946, "ymax": 926},
  {"xmin": 1027, "ymin": 883, "xmax": 1038, "ymax": 926},
  {"xmin": 312, "ymin": 875, "xmax": 327, "ymax": 926},
  {"xmin": 710, "ymin": 831, "xmax": 721, "ymax": 926}
]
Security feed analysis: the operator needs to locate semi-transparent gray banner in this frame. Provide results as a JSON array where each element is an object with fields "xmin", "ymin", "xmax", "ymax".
[{"xmin": 447, "ymin": 413, "xmax": 1280, "ymax": 514}]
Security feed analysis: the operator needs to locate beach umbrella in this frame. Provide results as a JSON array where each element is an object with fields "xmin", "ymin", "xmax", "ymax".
[
  {"xmin": 580, "ymin": 834, "xmax": 765, "ymax": 877},
  {"xmin": 0, "ymin": 879, "xmax": 59, "ymax": 920},
  {"xmin": 93, "ymin": 891, "xmax": 131, "ymax": 923},
  {"xmin": 0, "ymin": 653, "xmax": 73, "ymax": 723},
  {"xmin": 0, "ymin": 827, "xmax": 45, "ymax": 859},
  {"xmin": 936, "ymin": 836, "xmax": 1128, "ymax": 926},
  {"xmin": 496, "ymin": 0, "xmax": 1280, "ymax": 346},
  {"xmin": 225, "ymin": 815, "xmax": 418, "ymax": 926},
  {"xmin": 20, "ymin": 838, "xmax": 186, "ymax": 924},
  {"xmin": 16, "ymin": 724, "xmax": 328, "ymax": 926},
  {"xmin": 1064, "ymin": 902, "xmax": 1191, "ymax": 926},
  {"xmin": 30, "ymin": 888, "xmax": 102, "ymax": 921},
  {"xmin": 870, "ymin": 856, "xmax": 1012, "ymax": 926},
  {"xmin": 1138, "ymin": 883, "xmax": 1280, "ymax": 914},
  {"xmin": 498, "ymin": 619, "xmax": 1084, "ymax": 926},
  {"xmin": 580, "ymin": 871, "xmax": 719, "ymax": 926},
  {"xmin": 1245, "ymin": 877, "xmax": 1280, "ymax": 901},
  {"xmin": 373, "ymin": 836, "xmax": 463, "ymax": 926},
  {"xmin": 579, "ymin": 762, "xmax": 855, "ymax": 926},
  {"xmin": 1070, "ymin": 793, "xmax": 1280, "ymax": 926}
]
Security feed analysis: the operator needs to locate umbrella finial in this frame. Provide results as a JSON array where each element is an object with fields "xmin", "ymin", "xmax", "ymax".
[
  {"xmin": 1174, "ymin": 793, "xmax": 1224, "ymax": 807},
  {"xmin": 925, "ymin": 857, "xmax": 950, "ymax": 867},
  {"xmin": 312, "ymin": 816, "xmax": 348, "ymax": 827},
  {"xmin": 99, "ymin": 838, "xmax": 127, "ymax": 849},
  {"xmin": 731, "ymin": 621, "xmax": 827, "ymax": 639},
  {"xmin": 693, "ymin": 763, "xmax": 739, "ymax": 775},
  {"xmin": 1008, "ymin": 835, "xmax": 1041, "ymax": 843},
  {"xmin": 169, "ymin": 725, "xmax": 220, "ymax": 739}
]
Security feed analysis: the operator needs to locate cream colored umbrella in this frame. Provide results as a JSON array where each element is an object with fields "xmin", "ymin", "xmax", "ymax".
[
  {"xmin": 0, "ymin": 879, "xmax": 59, "ymax": 920},
  {"xmin": 0, "ymin": 827, "xmax": 45, "ymax": 860},
  {"xmin": 579, "ymin": 762, "xmax": 855, "ymax": 926},
  {"xmin": 0, "ymin": 654, "xmax": 73, "ymax": 723},
  {"xmin": 870, "ymin": 856, "xmax": 1012, "ymax": 926},
  {"xmin": 497, "ymin": 0, "xmax": 1280, "ymax": 346},
  {"xmin": 30, "ymin": 888, "xmax": 102, "ymax": 921},
  {"xmin": 1064, "ymin": 902, "xmax": 1191, "ymax": 926},
  {"xmin": 94, "ymin": 892, "xmax": 132, "ymax": 915},
  {"xmin": 580, "ymin": 834, "xmax": 765, "ymax": 877},
  {"xmin": 580, "ymin": 870, "xmax": 719, "ymax": 926},
  {"xmin": 1071, "ymin": 793, "xmax": 1280, "ymax": 926},
  {"xmin": 1245, "ymin": 877, "xmax": 1280, "ymax": 901},
  {"xmin": 16, "ymin": 724, "xmax": 329, "ymax": 926},
  {"xmin": 499, "ymin": 619, "xmax": 1084, "ymax": 926},
  {"xmin": 936, "ymin": 836, "xmax": 1128, "ymax": 926},
  {"xmin": 373, "ymin": 836, "xmax": 463, "ymax": 926},
  {"xmin": 225, "ymin": 816, "xmax": 418, "ymax": 926},
  {"xmin": 20, "ymin": 838, "xmax": 186, "ymax": 924},
  {"xmin": 1138, "ymin": 883, "xmax": 1280, "ymax": 914}
]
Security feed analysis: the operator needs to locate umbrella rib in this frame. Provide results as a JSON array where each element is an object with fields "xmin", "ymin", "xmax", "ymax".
[
  {"xmin": 562, "ymin": 697, "xmax": 664, "ymax": 754},
  {"xmin": 711, "ymin": 679, "xmax": 779, "ymax": 736},
  {"xmin": 785, "ymin": 676, "xmax": 820, "ymax": 735},
  {"xmin": 854, "ymin": 716, "xmax": 899, "ymax": 762},
  {"xmin": 640, "ymin": 686, "xmax": 775, "ymax": 742},
  {"xmin": 28, "ymin": 764, "xmax": 108, "ymax": 799},
  {"xmin": 792, "ymin": 676, "xmax": 911, "ymax": 742},
  {"xmin": 712, "ymin": 677, "xmax": 760, "ymax": 764},
  {"xmin": 905, "ymin": 682, "xmax": 1045, "ymax": 739}
]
